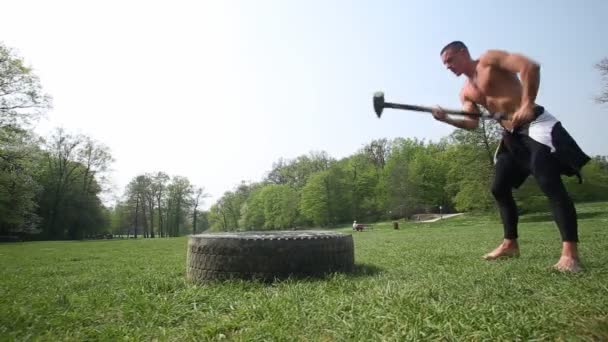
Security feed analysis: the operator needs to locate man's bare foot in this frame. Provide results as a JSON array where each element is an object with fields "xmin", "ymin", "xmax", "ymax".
[
  {"xmin": 553, "ymin": 241, "xmax": 582, "ymax": 272},
  {"xmin": 483, "ymin": 240, "xmax": 520, "ymax": 260},
  {"xmin": 553, "ymin": 256, "xmax": 582, "ymax": 273}
]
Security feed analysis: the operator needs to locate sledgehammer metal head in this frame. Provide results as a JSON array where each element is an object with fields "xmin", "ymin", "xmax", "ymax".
[{"xmin": 373, "ymin": 92, "xmax": 385, "ymax": 118}]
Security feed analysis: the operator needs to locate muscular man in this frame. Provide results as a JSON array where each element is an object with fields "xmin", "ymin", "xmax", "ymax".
[{"xmin": 432, "ymin": 41, "xmax": 590, "ymax": 272}]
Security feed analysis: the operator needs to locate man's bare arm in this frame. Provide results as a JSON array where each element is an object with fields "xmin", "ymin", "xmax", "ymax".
[
  {"xmin": 480, "ymin": 50, "xmax": 540, "ymax": 110},
  {"xmin": 433, "ymin": 92, "xmax": 479, "ymax": 129}
]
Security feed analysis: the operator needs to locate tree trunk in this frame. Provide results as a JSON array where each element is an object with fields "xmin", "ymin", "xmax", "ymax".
[
  {"xmin": 165, "ymin": 201, "xmax": 172, "ymax": 237},
  {"xmin": 325, "ymin": 176, "xmax": 332, "ymax": 226},
  {"xmin": 148, "ymin": 195, "xmax": 155, "ymax": 238},
  {"xmin": 157, "ymin": 195, "xmax": 164, "ymax": 238},
  {"xmin": 140, "ymin": 194, "xmax": 148, "ymax": 238},
  {"xmin": 175, "ymin": 200, "xmax": 181, "ymax": 237},
  {"xmin": 220, "ymin": 209, "xmax": 228, "ymax": 231},
  {"xmin": 192, "ymin": 209, "xmax": 198, "ymax": 235},
  {"xmin": 133, "ymin": 197, "xmax": 139, "ymax": 238}
]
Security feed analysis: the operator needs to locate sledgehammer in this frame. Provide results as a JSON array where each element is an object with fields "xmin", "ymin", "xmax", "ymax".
[{"xmin": 373, "ymin": 91, "xmax": 500, "ymax": 119}]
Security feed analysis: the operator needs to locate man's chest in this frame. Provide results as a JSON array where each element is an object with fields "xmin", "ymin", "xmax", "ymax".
[{"xmin": 464, "ymin": 67, "xmax": 521, "ymax": 107}]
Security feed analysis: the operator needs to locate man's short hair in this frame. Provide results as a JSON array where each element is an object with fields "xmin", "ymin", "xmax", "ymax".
[{"xmin": 440, "ymin": 41, "xmax": 468, "ymax": 55}]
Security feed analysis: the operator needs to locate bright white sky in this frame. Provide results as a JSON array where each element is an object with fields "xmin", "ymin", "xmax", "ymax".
[{"xmin": 2, "ymin": 0, "xmax": 607, "ymax": 209}]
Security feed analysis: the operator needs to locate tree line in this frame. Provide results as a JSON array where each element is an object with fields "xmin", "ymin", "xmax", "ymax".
[
  {"xmin": 1, "ymin": 42, "xmax": 115, "ymax": 239},
  {"xmin": 204, "ymin": 133, "xmax": 608, "ymax": 231},
  {"xmin": 108, "ymin": 173, "xmax": 209, "ymax": 238}
]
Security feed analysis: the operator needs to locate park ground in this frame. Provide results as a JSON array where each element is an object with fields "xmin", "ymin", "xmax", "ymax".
[{"xmin": 1, "ymin": 201, "xmax": 607, "ymax": 340}]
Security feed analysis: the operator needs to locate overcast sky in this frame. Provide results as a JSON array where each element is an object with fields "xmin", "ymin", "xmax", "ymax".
[{"xmin": 2, "ymin": 0, "xmax": 607, "ymax": 209}]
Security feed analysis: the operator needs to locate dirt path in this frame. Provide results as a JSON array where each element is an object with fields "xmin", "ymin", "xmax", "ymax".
[{"xmin": 418, "ymin": 213, "xmax": 464, "ymax": 223}]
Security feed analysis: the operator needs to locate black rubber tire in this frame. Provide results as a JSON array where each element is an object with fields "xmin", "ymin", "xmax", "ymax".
[{"xmin": 186, "ymin": 231, "xmax": 354, "ymax": 282}]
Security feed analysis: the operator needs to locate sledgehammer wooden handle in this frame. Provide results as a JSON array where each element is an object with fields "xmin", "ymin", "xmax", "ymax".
[{"xmin": 383, "ymin": 102, "xmax": 481, "ymax": 117}]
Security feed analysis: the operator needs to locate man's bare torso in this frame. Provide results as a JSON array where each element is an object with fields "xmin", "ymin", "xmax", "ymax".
[{"xmin": 462, "ymin": 59, "xmax": 524, "ymax": 130}]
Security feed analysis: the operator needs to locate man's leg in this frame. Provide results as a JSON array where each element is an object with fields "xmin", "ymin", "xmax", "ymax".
[
  {"xmin": 528, "ymin": 140, "xmax": 581, "ymax": 272},
  {"xmin": 485, "ymin": 152, "xmax": 526, "ymax": 260}
]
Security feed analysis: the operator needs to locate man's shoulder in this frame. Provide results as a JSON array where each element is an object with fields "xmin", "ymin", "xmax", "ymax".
[{"xmin": 478, "ymin": 49, "xmax": 510, "ymax": 66}]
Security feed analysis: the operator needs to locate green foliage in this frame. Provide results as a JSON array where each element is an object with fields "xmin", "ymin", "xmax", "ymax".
[
  {"xmin": 208, "ymin": 183, "xmax": 255, "ymax": 231},
  {"xmin": 383, "ymin": 138, "xmax": 427, "ymax": 217},
  {"xmin": 35, "ymin": 129, "xmax": 111, "ymax": 239},
  {"xmin": 595, "ymin": 57, "xmax": 608, "ymax": 103},
  {"xmin": 0, "ymin": 42, "xmax": 52, "ymax": 127},
  {"xmin": 265, "ymin": 151, "xmax": 333, "ymax": 189},
  {"xmin": 299, "ymin": 172, "xmax": 330, "ymax": 226},
  {"xmin": 514, "ymin": 156, "xmax": 608, "ymax": 213},
  {"xmin": 259, "ymin": 184, "xmax": 298, "ymax": 229},
  {"xmin": 300, "ymin": 172, "xmax": 330, "ymax": 227},
  {"xmin": 567, "ymin": 157, "xmax": 608, "ymax": 202},
  {"xmin": 342, "ymin": 149, "xmax": 383, "ymax": 221},
  {"xmin": 115, "ymin": 171, "xmax": 207, "ymax": 238},
  {"xmin": 443, "ymin": 124, "xmax": 501, "ymax": 211},
  {"xmin": 108, "ymin": 202, "xmax": 131, "ymax": 236},
  {"xmin": 0, "ymin": 42, "xmax": 52, "ymax": 235},
  {"xmin": 210, "ymin": 132, "xmax": 608, "ymax": 232},
  {"xmin": 165, "ymin": 176, "xmax": 193, "ymax": 236},
  {"xmin": 300, "ymin": 166, "xmax": 350, "ymax": 226},
  {"xmin": 0, "ymin": 125, "xmax": 42, "ymax": 234},
  {"xmin": 239, "ymin": 188, "xmax": 265, "ymax": 229}
]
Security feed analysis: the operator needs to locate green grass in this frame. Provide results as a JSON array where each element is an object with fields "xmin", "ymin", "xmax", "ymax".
[{"xmin": 1, "ymin": 202, "xmax": 607, "ymax": 341}]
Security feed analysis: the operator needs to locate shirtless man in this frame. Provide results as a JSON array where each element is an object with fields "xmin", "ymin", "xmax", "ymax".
[{"xmin": 432, "ymin": 41, "xmax": 590, "ymax": 272}]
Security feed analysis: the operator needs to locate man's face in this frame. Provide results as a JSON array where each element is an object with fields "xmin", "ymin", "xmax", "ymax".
[{"xmin": 441, "ymin": 48, "xmax": 466, "ymax": 76}]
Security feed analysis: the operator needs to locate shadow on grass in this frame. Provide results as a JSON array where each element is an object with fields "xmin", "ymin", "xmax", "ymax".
[
  {"xmin": 274, "ymin": 263, "xmax": 383, "ymax": 284},
  {"xmin": 282, "ymin": 263, "xmax": 382, "ymax": 283},
  {"xmin": 282, "ymin": 263, "xmax": 383, "ymax": 282},
  {"xmin": 519, "ymin": 211, "xmax": 605, "ymax": 223},
  {"xmin": 190, "ymin": 263, "xmax": 384, "ymax": 286},
  {"xmin": 348, "ymin": 263, "xmax": 383, "ymax": 278}
]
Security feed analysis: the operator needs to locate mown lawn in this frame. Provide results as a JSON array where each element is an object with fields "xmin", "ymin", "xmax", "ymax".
[{"xmin": 1, "ymin": 202, "xmax": 607, "ymax": 341}]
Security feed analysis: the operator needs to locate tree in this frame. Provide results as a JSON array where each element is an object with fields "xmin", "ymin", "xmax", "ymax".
[
  {"xmin": 196, "ymin": 210, "xmax": 210, "ymax": 232},
  {"xmin": 209, "ymin": 201, "xmax": 228, "ymax": 231},
  {"xmin": 108, "ymin": 201, "xmax": 131, "ymax": 237},
  {"xmin": 404, "ymin": 142, "xmax": 450, "ymax": 210},
  {"xmin": 448, "ymin": 117, "xmax": 502, "ymax": 169},
  {"xmin": 443, "ymin": 144, "xmax": 495, "ymax": 211},
  {"xmin": 191, "ymin": 186, "xmax": 209, "ymax": 234},
  {"xmin": 165, "ymin": 176, "xmax": 192, "ymax": 236},
  {"xmin": 300, "ymin": 172, "xmax": 330, "ymax": 226},
  {"xmin": 259, "ymin": 184, "xmax": 299, "ymax": 229},
  {"xmin": 363, "ymin": 138, "xmax": 389, "ymax": 172},
  {"xmin": 265, "ymin": 151, "xmax": 333, "ymax": 189},
  {"xmin": 77, "ymin": 137, "xmax": 113, "ymax": 194},
  {"xmin": 124, "ymin": 175, "xmax": 154, "ymax": 238},
  {"xmin": 151, "ymin": 172, "xmax": 169, "ymax": 237},
  {"xmin": 383, "ymin": 138, "xmax": 427, "ymax": 218},
  {"xmin": 239, "ymin": 188, "xmax": 265, "ymax": 229},
  {"xmin": 300, "ymin": 166, "xmax": 349, "ymax": 227},
  {"xmin": 31, "ymin": 127, "xmax": 112, "ymax": 239},
  {"xmin": 0, "ymin": 125, "xmax": 42, "ymax": 235},
  {"xmin": 38, "ymin": 129, "xmax": 81, "ymax": 238},
  {"xmin": 340, "ymin": 153, "xmax": 382, "ymax": 221},
  {"xmin": 0, "ymin": 42, "xmax": 51, "ymax": 236},
  {"xmin": 0, "ymin": 42, "xmax": 51, "ymax": 127},
  {"xmin": 596, "ymin": 57, "xmax": 608, "ymax": 104},
  {"xmin": 207, "ymin": 182, "xmax": 257, "ymax": 231}
]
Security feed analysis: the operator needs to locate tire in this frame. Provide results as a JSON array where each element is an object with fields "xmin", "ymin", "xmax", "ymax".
[{"xmin": 186, "ymin": 231, "xmax": 354, "ymax": 282}]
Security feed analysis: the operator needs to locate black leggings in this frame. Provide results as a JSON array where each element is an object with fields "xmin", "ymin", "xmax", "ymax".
[{"xmin": 491, "ymin": 137, "xmax": 578, "ymax": 242}]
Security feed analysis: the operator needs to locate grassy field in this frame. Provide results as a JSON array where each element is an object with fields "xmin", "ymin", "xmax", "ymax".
[{"xmin": 1, "ymin": 202, "xmax": 607, "ymax": 341}]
